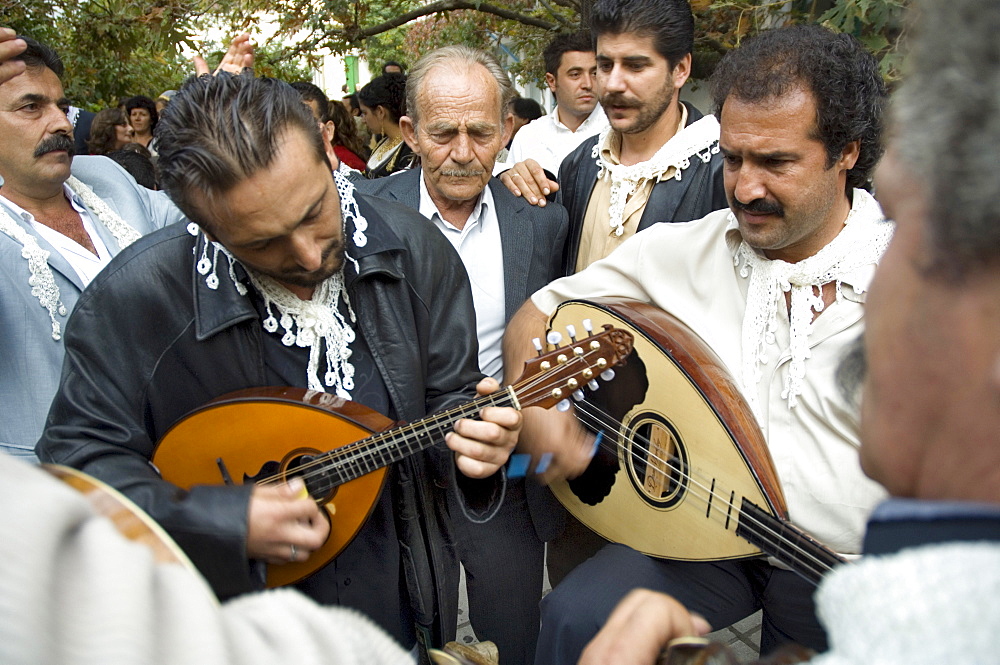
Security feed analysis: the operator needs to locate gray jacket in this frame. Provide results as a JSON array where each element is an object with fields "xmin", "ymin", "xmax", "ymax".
[{"xmin": 0, "ymin": 156, "xmax": 181, "ymax": 459}]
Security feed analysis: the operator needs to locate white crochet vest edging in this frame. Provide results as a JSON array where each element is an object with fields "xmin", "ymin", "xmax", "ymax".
[
  {"xmin": 592, "ymin": 113, "xmax": 720, "ymax": 238},
  {"xmin": 734, "ymin": 189, "xmax": 891, "ymax": 413},
  {"xmin": 0, "ymin": 177, "xmax": 142, "ymax": 340},
  {"xmin": 190, "ymin": 170, "xmax": 368, "ymax": 397}
]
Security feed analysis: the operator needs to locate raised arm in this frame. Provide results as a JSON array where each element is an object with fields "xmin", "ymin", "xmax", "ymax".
[
  {"xmin": 193, "ymin": 32, "xmax": 255, "ymax": 77},
  {"xmin": 0, "ymin": 28, "xmax": 26, "ymax": 85}
]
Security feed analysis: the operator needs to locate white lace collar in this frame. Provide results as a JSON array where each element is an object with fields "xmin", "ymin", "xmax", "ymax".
[
  {"xmin": 734, "ymin": 189, "xmax": 892, "ymax": 411},
  {"xmin": 0, "ymin": 176, "xmax": 142, "ymax": 340},
  {"xmin": 190, "ymin": 170, "xmax": 368, "ymax": 397},
  {"xmin": 593, "ymin": 112, "xmax": 720, "ymax": 237}
]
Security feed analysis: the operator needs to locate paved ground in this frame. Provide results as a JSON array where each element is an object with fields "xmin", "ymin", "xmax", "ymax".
[{"xmin": 454, "ymin": 566, "xmax": 762, "ymax": 664}]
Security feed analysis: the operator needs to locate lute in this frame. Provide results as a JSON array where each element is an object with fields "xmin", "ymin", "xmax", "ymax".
[{"xmin": 547, "ymin": 299, "xmax": 846, "ymax": 585}]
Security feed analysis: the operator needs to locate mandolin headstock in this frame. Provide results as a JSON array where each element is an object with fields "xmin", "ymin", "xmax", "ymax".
[{"xmin": 513, "ymin": 323, "xmax": 633, "ymax": 410}]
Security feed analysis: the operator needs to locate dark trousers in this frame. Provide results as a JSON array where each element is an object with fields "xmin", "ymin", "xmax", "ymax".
[
  {"xmin": 449, "ymin": 477, "xmax": 545, "ymax": 665},
  {"xmin": 535, "ymin": 542, "xmax": 827, "ymax": 665}
]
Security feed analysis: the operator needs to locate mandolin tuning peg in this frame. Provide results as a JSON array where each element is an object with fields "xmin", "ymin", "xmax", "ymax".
[
  {"xmin": 582, "ymin": 319, "xmax": 593, "ymax": 334},
  {"xmin": 566, "ymin": 324, "xmax": 577, "ymax": 342},
  {"xmin": 600, "ymin": 369, "xmax": 616, "ymax": 382},
  {"xmin": 556, "ymin": 399, "xmax": 572, "ymax": 412},
  {"xmin": 532, "ymin": 337, "xmax": 543, "ymax": 355},
  {"xmin": 546, "ymin": 331, "xmax": 563, "ymax": 347},
  {"xmin": 588, "ymin": 380, "xmax": 599, "ymax": 391},
  {"xmin": 572, "ymin": 389, "xmax": 585, "ymax": 401}
]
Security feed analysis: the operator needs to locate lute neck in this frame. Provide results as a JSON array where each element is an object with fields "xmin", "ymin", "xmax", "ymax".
[{"xmin": 737, "ymin": 499, "xmax": 846, "ymax": 585}]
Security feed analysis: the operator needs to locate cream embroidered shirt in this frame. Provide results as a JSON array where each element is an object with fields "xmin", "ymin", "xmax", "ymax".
[{"xmin": 576, "ymin": 106, "xmax": 687, "ymax": 271}]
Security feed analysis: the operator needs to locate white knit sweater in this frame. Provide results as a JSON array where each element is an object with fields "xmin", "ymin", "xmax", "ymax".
[
  {"xmin": 0, "ymin": 453, "xmax": 415, "ymax": 665},
  {"xmin": 811, "ymin": 542, "xmax": 1000, "ymax": 665}
]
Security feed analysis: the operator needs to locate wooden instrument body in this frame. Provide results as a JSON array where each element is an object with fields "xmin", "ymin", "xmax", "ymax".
[
  {"xmin": 549, "ymin": 298, "xmax": 787, "ymax": 562},
  {"xmin": 152, "ymin": 387, "xmax": 393, "ymax": 587},
  {"xmin": 43, "ymin": 463, "xmax": 196, "ymax": 569}
]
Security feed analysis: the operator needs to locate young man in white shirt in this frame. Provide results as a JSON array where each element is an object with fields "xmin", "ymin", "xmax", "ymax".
[{"xmin": 498, "ymin": 32, "xmax": 608, "ymax": 178}]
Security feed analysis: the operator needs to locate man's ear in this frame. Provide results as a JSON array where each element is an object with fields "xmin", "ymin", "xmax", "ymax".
[
  {"xmin": 671, "ymin": 53, "xmax": 692, "ymax": 91},
  {"xmin": 838, "ymin": 139, "xmax": 861, "ymax": 172},
  {"xmin": 320, "ymin": 122, "xmax": 339, "ymax": 170},
  {"xmin": 545, "ymin": 72, "xmax": 557, "ymax": 93},
  {"xmin": 400, "ymin": 115, "xmax": 420, "ymax": 154},
  {"xmin": 500, "ymin": 111, "xmax": 515, "ymax": 148}
]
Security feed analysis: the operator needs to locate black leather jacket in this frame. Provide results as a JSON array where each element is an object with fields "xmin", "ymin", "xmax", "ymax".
[
  {"xmin": 556, "ymin": 102, "xmax": 729, "ymax": 275},
  {"xmin": 37, "ymin": 193, "xmax": 497, "ymax": 646}
]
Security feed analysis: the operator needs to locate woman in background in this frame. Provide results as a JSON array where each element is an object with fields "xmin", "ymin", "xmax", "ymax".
[
  {"xmin": 357, "ymin": 73, "xmax": 415, "ymax": 178},
  {"xmin": 328, "ymin": 101, "xmax": 369, "ymax": 171},
  {"xmin": 125, "ymin": 95, "xmax": 159, "ymax": 156},
  {"xmin": 87, "ymin": 108, "xmax": 134, "ymax": 155}
]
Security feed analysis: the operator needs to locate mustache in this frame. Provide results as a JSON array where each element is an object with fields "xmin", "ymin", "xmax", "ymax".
[
  {"xmin": 731, "ymin": 196, "xmax": 784, "ymax": 216},
  {"xmin": 440, "ymin": 168, "xmax": 485, "ymax": 177},
  {"xmin": 601, "ymin": 92, "xmax": 642, "ymax": 109},
  {"xmin": 34, "ymin": 134, "xmax": 76, "ymax": 159}
]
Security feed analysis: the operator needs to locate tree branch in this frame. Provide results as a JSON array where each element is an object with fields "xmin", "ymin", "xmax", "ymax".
[
  {"xmin": 328, "ymin": 0, "xmax": 561, "ymax": 41},
  {"xmin": 536, "ymin": 0, "xmax": 576, "ymax": 29}
]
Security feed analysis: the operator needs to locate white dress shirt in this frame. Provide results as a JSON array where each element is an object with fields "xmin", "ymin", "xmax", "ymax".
[
  {"xmin": 497, "ymin": 104, "xmax": 609, "ymax": 177},
  {"xmin": 2, "ymin": 183, "xmax": 112, "ymax": 287},
  {"xmin": 419, "ymin": 175, "xmax": 506, "ymax": 380}
]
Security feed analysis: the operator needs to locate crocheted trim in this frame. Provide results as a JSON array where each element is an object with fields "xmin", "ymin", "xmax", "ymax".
[
  {"xmin": 734, "ymin": 189, "xmax": 892, "ymax": 412},
  {"xmin": 593, "ymin": 113, "xmax": 720, "ymax": 237},
  {"xmin": 66, "ymin": 176, "xmax": 143, "ymax": 249},
  {"xmin": 190, "ymin": 170, "xmax": 367, "ymax": 396},
  {"xmin": 249, "ymin": 269, "xmax": 358, "ymax": 397},
  {"xmin": 0, "ymin": 178, "xmax": 143, "ymax": 341}
]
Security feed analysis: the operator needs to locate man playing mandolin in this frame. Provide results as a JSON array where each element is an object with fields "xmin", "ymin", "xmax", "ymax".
[
  {"xmin": 504, "ymin": 24, "xmax": 891, "ymax": 664},
  {"xmin": 36, "ymin": 69, "xmax": 524, "ymax": 655}
]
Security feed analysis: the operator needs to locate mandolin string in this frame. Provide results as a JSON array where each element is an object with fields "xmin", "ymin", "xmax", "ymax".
[
  {"xmin": 572, "ymin": 399, "xmax": 835, "ymax": 580},
  {"xmin": 254, "ymin": 348, "xmax": 609, "ymax": 490},
  {"xmin": 572, "ymin": 399, "xmax": 833, "ymax": 580},
  {"xmin": 570, "ymin": 399, "xmax": 835, "ymax": 580}
]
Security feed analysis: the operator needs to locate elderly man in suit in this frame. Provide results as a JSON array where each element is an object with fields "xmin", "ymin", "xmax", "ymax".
[
  {"xmin": 0, "ymin": 35, "xmax": 189, "ymax": 461},
  {"xmin": 356, "ymin": 45, "xmax": 569, "ymax": 664}
]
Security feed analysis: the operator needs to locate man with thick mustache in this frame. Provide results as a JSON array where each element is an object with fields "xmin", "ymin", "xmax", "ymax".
[
  {"xmin": 501, "ymin": 0, "xmax": 728, "ymax": 276},
  {"xmin": 503, "ymin": 24, "xmax": 890, "ymax": 664},
  {"xmin": 357, "ymin": 46, "xmax": 568, "ymax": 664},
  {"xmin": 501, "ymin": 0, "xmax": 732, "ymax": 593},
  {"xmin": 0, "ymin": 35, "xmax": 185, "ymax": 462}
]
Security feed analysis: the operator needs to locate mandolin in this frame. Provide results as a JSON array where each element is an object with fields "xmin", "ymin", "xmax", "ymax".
[
  {"xmin": 547, "ymin": 299, "xmax": 845, "ymax": 585},
  {"xmin": 152, "ymin": 324, "xmax": 633, "ymax": 587}
]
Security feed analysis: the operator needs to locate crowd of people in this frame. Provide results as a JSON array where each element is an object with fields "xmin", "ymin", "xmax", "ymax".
[{"xmin": 2, "ymin": 0, "xmax": 999, "ymax": 663}]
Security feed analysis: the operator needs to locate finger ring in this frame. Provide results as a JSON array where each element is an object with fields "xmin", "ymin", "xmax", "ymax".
[{"xmin": 289, "ymin": 544, "xmax": 298, "ymax": 561}]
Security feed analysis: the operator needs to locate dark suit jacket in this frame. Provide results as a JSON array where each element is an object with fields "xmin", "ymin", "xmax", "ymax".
[{"xmin": 356, "ymin": 167, "xmax": 569, "ymax": 540}]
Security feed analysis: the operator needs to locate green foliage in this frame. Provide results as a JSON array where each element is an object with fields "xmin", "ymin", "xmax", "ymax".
[
  {"xmin": 818, "ymin": 0, "xmax": 908, "ymax": 79},
  {"xmin": 3, "ymin": 0, "xmax": 204, "ymax": 109},
  {"xmin": 0, "ymin": 0, "xmax": 910, "ymax": 110}
]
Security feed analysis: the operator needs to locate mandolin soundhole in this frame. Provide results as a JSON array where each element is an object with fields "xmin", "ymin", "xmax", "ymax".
[{"xmin": 624, "ymin": 414, "xmax": 687, "ymax": 508}]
